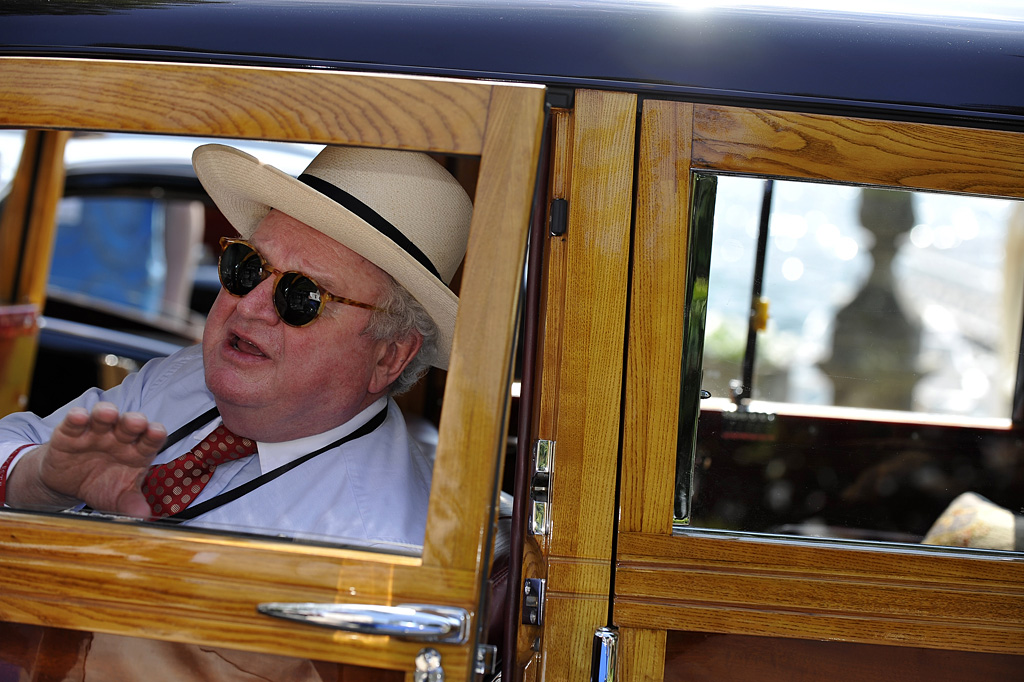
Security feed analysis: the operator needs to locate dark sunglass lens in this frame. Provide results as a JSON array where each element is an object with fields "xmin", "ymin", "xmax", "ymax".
[
  {"xmin": 274, "ymin": 273, "xmax": 323, "ymax": 326},
  {"xmin": 221, "ymin": 243, "xmax": 264, "ymax": 295}
]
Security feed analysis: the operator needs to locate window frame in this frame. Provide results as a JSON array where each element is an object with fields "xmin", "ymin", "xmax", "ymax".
[{"xmin": 0, "ymin": 56, "xmax": 545, "ymax": 680}]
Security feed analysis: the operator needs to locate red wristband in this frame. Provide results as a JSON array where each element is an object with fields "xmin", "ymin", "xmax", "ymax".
[{"xmin": 0, "ymin": 443, "xmax": 39, "ymax": 507}]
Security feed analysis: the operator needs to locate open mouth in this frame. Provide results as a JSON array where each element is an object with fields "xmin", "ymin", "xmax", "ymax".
[{"xmin": 230, "ymin": 334, "xmax": 266, "ymax": 357}]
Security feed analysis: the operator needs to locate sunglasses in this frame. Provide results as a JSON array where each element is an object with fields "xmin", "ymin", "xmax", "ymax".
[{"xmin": 218, "ymin": 237, "xmax": 383, "ymax": 327}]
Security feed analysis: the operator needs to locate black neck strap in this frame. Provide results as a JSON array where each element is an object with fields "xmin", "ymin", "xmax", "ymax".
[
  {"xmin": 162, "ymin": 406, "xmax": 220, "ymax": 449},
  {"xmin": 156, "ymin": 404, "xmax": 389, "ymax": 524},
  {"xmin": 298, "ymin": 173, "xmax": 444, "ymax": 284}
]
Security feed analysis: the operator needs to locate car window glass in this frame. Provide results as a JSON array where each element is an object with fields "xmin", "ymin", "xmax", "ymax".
[
  {"xmin": 0, "ymin": 131, "xmax": 483, "ymax": 556},
  {"xmin": 677, "ymin": 173, "xmax": 1024, "ymax": 553}
]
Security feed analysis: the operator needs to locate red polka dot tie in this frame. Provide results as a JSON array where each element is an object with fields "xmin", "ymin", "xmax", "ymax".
[{"xmin": 142, "ymin": 425, "xmax": 257, "ymax": 517}]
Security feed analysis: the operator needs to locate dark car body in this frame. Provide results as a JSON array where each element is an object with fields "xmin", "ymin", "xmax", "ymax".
[
  {"xmin": 0, "ymin": 2, "xmax": 1022, "ymax": 681},
  {"xmin": 3, "ymin": 0, "xmax": 1023, "ymax": 127}
]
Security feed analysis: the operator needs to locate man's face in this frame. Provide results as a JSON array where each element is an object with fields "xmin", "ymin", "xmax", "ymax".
[{"xmin": 203, "ymin": 210, "xmax": 394, "ymax": 442}]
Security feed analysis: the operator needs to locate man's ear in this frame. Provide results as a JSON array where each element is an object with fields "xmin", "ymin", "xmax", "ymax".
[{"xmin": 368, "ymin": 330, "xmax": 424, "ymax": 395}]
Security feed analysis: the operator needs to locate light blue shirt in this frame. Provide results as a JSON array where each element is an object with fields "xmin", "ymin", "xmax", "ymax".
[{"xmin": 0, "ymin": 344, "xmax": 432, "ymax": 552}]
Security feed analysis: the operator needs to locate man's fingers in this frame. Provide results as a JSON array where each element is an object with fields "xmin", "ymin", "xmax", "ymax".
[
  {"xmin": 112, "ymin": 411, "xmax": 151, "ymax": 444},
  {"xmin": 136, "ymin": 422, "xmax": 168, "ymax": 456},
  {"xmin": 88, "ymin": 402, "xmax": 120, "ymax": 434},
  {"xmin": 58, "ymin": 406, "xmax": 91, "ymax": 437},
  {"xmin": 49, "ymin": 403, "xmax": 165, "ymax": 483}
]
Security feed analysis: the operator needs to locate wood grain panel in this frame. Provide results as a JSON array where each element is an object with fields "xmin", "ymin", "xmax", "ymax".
[
  {"xmin": 0, "ymin": 133, "xmax": 35, "ymax": 302},
  {"xmin": 0, "ymin": 156, "xmax": 29, "ymax": 301},
  {"xmin": 692, "ymin": 105, "xmax": 1024, "ymax": 197},
  {"xmin": 535, "ymin": 108, "xmax": 575, "ymax": 442},
  {"xmin": 621, "ymin": 601, "xmax": 1023, "ymax": 656},
  {"xmin": 513, "ymin": 108, "xmax": 573, "ymax": 680},
  {"xmin": 664, "ymin": 631, "xmax": 1023, "ymax": 682},
  {"xmin": 546, "ymin": 557, "xmax": 612, "ymax": 598},
  {"xmin": 0, "ymin": 57, "xmax": 491, "ymax": 154},
  {"xmin": 538, "ymin": 596, "xmax": 609, "ymax": 682},
  {"xmin": 619, "ymin": 626, "xmax": 667, "ymax": 682},
  {"xmin": 13, "ymin": 131, "xmax": 70, "ymax": 307},
  {"xmin": 539, "ymin": 89, "xmax": 637, "ymax": 682},
  {"xmin": 427, "ymin": 83, "xmax": 544, "ymax": 575},
  {"xmin": 0, "ymin": 513, "xmax": 476, "ymax": 672},
  {"xmin": 617, "ymin": 531, "xmax": 1024, "ymax": 586},
  {"xmin": 0, "ymin": 130, "xmax": 70, "ymax": 304},
  {"xmin": 621, "ymin": 99, "xmax": 693, "ymax": 536},
  {"xmin": 548, "ymin": 89, "xmax": 636, "ymax": 562},
  {"xmin": 0, "ymin": 131, "xmax": 67, "ymax": 417},
  {"xmin": 615, "ymin": 531, "xmax": 1024, "ymax": 655}
]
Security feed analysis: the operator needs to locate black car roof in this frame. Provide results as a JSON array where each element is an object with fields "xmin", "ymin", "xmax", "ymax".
[{"xmin": 2, "ymin": 1, "xmax": 1023, "ymax": 129}]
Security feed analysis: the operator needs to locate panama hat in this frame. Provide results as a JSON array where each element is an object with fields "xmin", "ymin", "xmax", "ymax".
[{"xmin": 192, "ymin": 143, "xmax": 473, "ymax": 369}]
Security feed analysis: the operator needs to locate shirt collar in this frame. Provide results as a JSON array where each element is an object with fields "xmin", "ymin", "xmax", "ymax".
[{"xmin": 254, "ymin": 397, "xmax": 390, "ymax": 474}]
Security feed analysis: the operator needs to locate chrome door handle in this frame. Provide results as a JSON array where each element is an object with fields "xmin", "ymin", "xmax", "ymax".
[{"xmin": 257, "ymin": 602, "xmax": 470, "ymax": 644}]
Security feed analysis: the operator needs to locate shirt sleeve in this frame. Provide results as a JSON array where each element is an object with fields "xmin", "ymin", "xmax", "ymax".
[{"xmin": 0, "ymin": 344, "xmax": 204, "ymax": 465}]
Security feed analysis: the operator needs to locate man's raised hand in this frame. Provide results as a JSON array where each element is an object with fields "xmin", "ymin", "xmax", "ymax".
[{"xmin": 7, "ymin": 402, "xmax": 166, "ymax": 518}]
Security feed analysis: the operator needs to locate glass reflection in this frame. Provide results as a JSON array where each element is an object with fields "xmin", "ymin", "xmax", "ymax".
[{"xmin": 679, "ymin": 174, "xmax": 1024, "ymax": 552}]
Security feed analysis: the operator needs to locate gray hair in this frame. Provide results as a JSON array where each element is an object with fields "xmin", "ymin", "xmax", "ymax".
[{"xmin": 362, "ymin": 276, "xmax": 439, "ymax": 396}]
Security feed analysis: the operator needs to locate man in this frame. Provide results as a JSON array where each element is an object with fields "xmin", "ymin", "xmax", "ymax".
[{"xmin": 0, "ymin": 142, "xmax": 473, "ymax": 549}]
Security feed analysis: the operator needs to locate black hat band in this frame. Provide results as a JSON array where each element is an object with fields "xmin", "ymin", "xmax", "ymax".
[{"xmin": 299, "ymin": 173, "xmax": 444, "ymax": 284}]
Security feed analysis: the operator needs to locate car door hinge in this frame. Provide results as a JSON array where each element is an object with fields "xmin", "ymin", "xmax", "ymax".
[
  {"xmin": 474, "ymin": 643, "xmax": 498, "ymax": 677},
  {"xmin": 529, "ymin": 439, "xmax": 554, "ymax": 535},
  {"xmin": 521, "ymin": 578, "xmax": 546, "ymax": 627}
]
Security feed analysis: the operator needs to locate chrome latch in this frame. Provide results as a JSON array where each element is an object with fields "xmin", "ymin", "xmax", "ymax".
[{"xmin": 530, "ymin": 439, "xmax": 554, "ymax": 535}]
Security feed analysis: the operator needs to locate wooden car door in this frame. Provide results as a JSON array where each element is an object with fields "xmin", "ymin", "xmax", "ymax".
[
  {"xmin": 613, "ymin": 100, "xmax": 1024, "ymax": 681},
  {"xmin": 0, "ymin": 56, "xmax": 544, "ymax": 681}
]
